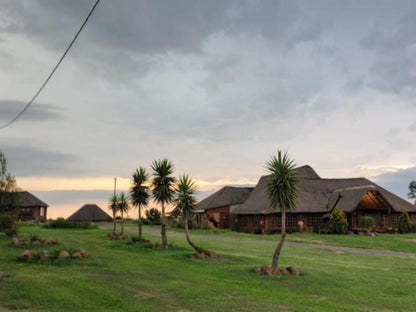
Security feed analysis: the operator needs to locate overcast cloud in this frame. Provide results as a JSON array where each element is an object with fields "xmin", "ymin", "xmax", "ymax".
[{"xmin": 0, "ymin": 0, "xmax": 415, "ymax": 217}]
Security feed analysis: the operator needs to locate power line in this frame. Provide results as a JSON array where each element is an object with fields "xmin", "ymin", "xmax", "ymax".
[{"xmin": 0, "ymin": 0, "xmax": 101, "ymax": 130}]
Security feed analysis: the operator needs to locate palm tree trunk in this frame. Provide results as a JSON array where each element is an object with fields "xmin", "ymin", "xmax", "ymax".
[
  {"xmin": 161, "ymin": 202, "xmax": 168, "ymax": 247},
  {"xmin": 138, "ymin": 205, "xmax": 142, "ymax": 238},
  {"xmin": 112, "ymin": 210, "xmax": 116, "ymax": 235},
  {"xmin": 121, "ymin": 211, "xmax": 124, "ymax": 235},
  {"xmin": 184, "ymin": 217, "xmax": 201, "ymax": 253},
  {"xmin": 271, "ymin": 210, "xmax": 286, "ymax": 274}
]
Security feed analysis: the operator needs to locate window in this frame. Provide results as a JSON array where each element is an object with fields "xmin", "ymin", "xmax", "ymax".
[{"xmin": 40, "ymin": 207, "xmax": 45, "ymax": 217}]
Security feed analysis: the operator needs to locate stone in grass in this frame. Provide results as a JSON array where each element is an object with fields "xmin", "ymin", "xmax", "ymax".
[
  {"xmin": 19, "ymin": 250, "xmax": 33, "ymax": 261},
  {"xmin": 77, "ymin": 248, "xmax": 88, "ymax": 258},
  {"xmin": 39, "ymin": 251, "xmax": 51, "ymax": 262},
  {"xmin": 286, "ymin": 266, "xmax": 300, "ymax": 276},
  {"xmin": 196, "ymin": 252, "xmax": 205, "ymax": 259},
  {"xmin": 32, "ymin": 240, "xmax": 42, "ymax": 246},
  {"xmin": 203, "ymin": 249, "xmax": 218, "ymax": 258},
  {"xmin": 72, "ymin": 251, "xmax": 83, "ymax": 258},
  {"xmin": 57, "ymin": 250, "xmax": 70, "ymax": 259},
  {"xmin": 11, "ymin": 237, "xmax": 19, "ymax": 245}
]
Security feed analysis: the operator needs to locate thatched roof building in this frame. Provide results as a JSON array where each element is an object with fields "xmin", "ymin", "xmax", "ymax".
[
  {"xmin": 17, "ymin": 191, "xmax": 48, "ymax": 208},
  {"xmin": 67, "ymin": 204, "xmax": 112, "ymax": 222},
  {"xmin": 13, "ymin": 191, "xmax": 49, "ymax": 221},
  {"xmin": 234, "ymin": 166, "xmax": 415, "ymax": 215},
  {"xmin": 197, "ymin": 186, "xmax": 254, "ymax": 211},
  {"xmin": 196, "ymin": 186, "xmax": 254, "ymax": 229},
  {"xmin": 233, "ymin": 165, "xmax": 415, "ymax": 232}
]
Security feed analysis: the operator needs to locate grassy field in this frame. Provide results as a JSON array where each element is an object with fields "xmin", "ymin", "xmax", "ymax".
[
  {"xmin": 1, "ymin": 225, "xmax": 416, "ymax": 312},
  {"xmin": 137, "ymin": 223, "xmax": 416, "ymax": 253}
]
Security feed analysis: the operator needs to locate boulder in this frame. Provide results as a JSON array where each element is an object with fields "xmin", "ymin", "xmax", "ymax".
[
  {"xmin": 12, "ymin": 237, "xmax": 19, "ymax": 245},
  {"xmin": 19, "ymin": 250, "xmax": 33, "ymax": 261},
  {"xmin": 278, "ymin": 268, "xmax": 290, "ymax": 276},
  {"xmin": 32, "ymin": 240, "xmax": 42, "ymax": 246},
  {"xmin": 43, "ymin": 239, "xmax": 51, "ymax": 245},
  {"xmin": 286, "ymin": 266, "xmax": 300, "ymax": 276},
  {"xmin": 203, "ymin": 249, "xmax": 217, "ymax": 258},
  {"xmin": 72, "ymin": 251, "xmax": 83, "ymax": 258},
  {"xmin": 50, "ymin": 239, "xmax": 58, "ymax": 244},
  {"xmin": 39, "ymin": 254, "xmax": 51, "ymax": 261},
  {"xmin": 260, "ymin": 265, "xmax": 272, "ymax": 276},
  {"xmin": 196, "ymin": 252, "xmax": 205, "ymax": 259},
  {"xmin": 57, "ymin": 250, "xmax": 70, "ymax": 259}
]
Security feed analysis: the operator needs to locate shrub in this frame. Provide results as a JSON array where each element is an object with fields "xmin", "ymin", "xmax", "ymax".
[
  {"xmin": 411, "ymin": 222, "xmax": 416, "ymax": 233},
  {"xmin": 398, "ymin": 210, "xmax": 412, "ymax": 233},
  {"xmin": 146, "ymin": 208, "xmax": 161, "ymax": 225},
  {"xmin": 328, "ymin": 207, "xmax": 348, "ymax": 234},
  {"xmin": 360, "ymin": 216, "xmax": 375, "ymax": 229},
  {"xmin": 0, "ymin": 213, "xmax": 16, "ymax": 236},
  {"xmin": 44, "ymin": 218, "xmax": 96, "ymax": 229}
]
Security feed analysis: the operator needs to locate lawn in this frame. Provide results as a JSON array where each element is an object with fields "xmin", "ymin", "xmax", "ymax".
[{"xmin": 1, "ymin": 225, "xmax": 415, "ymax": 312}]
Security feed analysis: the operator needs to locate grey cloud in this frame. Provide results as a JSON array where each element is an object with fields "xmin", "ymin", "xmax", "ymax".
[
  {"xmin": 408, "ymin": 122, "xmax": 416, "ymax": 132},
  {"xmin": 0, "ymin": 144, "xmax": 78, "ymax": 177},
  {"xmin": 0, "ymin": 100, "xmax": 62, "ymax": 123},
  {"xmin": 375, "ymin": 167, "xmax": 416, "ymax": 201},
  {"xmin": 33, "ymin": 190, "xmax": 114, "ymax": 206},
  {"xmin": 360, "ymin": 16, "xmax": 416, "ymax": 96}
]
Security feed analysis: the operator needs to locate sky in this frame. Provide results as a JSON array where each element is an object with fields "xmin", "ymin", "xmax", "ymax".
[{"xmin": 0, "ymin": 0, "xmax": 415, "ymax": 218}]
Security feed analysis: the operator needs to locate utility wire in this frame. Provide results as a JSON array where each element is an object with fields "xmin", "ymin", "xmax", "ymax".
[{"xmin": 0, "ymin": 0, "xmax": 101, "ymax": 129}]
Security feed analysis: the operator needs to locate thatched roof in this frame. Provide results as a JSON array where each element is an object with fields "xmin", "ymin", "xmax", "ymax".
[
  {"xmin": 197, "ymin": 186, "xmax": 254, "ymax": 210},
  {"xmin": 17, "ymin": 191, "xmax": 48, "ymax": 208},
  {"xmin": 67, "ymin": 204, "xmax": 112, "ymax": 221},
  {"xmin": 234, "ymin": 166, "xmax": 415, "ymax": 215}
]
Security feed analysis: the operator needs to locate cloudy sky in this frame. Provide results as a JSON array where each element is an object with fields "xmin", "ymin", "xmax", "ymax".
[{"xmin": 0, "ymin": 0, "xmax": 415, "ymax": 218}]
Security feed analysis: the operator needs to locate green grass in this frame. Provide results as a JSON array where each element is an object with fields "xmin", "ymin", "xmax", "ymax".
[
  {"xmin": 1, "ymin": 226, "xmax": 415, "ymax": 311},
  {"xmin": 157, "ymin": 225, "xmax": 416, "ymax": 253}
]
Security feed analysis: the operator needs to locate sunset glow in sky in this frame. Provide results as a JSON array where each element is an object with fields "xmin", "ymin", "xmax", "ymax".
[{"xmin": 1, "ymin": 0, "xmax": 415, "ymax": 218}]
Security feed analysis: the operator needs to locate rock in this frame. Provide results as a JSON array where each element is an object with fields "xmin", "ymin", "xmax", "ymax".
[
  {"xmin": 370, "ymin": 232, "xmax": 376, "ymax": 237},
  {"xmin": 50, "ymin": 239, "xmax": 58, "ymax": 244},
  {"xmin": 278, "ymin": 269, "xmax": 290, "ymax": 276},
  {"xmin": 21, "ymin": 241, "xmax": 30, "ymax": 246},
  {"xmin": 347, "ymin": 231, "xmax": 354, "ymax": 235},
  {"xmin": 43, "ymin": 239, "xmax": 51, "ymax": 245},
  {"xmin": 57, "ymin": 250, "xmax": 70, "ymax": 259},
  {"xmin": 203, "ymin": 249, "xmax": 217, "ymax": 258},
  {"xmin": 32, "ymin": 240, "xmax": 42, "ymax": 245},
  {"xmin": 39, "ymin": 255, "xmax": 51, "ymax": 261},
  {"xmin": 254, "ymin": 266, "xmax": 262, "ymax": 274},
  {"xmin": 19, "ymin": 250, "xmax": 33, "ymax": 261},
  {"xmin": 358, "ymin": 231, "xmax": 364, "ymax": 236},
  {"xmin": 261, "ymin": 265, "xmax": 272, "ymax": 276},
  {"xmin": 286, "ymin": 266, "xmax": 300, "ymax": 276},
  {"xmin": 72, "ymin": 251, "xmax": 83, "ymax": 258},
  {"xmin": 81, "ymin": 251, "xmax": 88, "ymax": 258},
  {"xmin": 196, "ymin": 252, "xmax": 205, "ymax": 259},
  {"xmin": 12, "ymin": 237, "xmax": 19, "ymax": 245}
]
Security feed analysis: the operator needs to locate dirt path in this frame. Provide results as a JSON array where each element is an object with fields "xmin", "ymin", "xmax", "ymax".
[{"xmin": 100, "ymin": 224, "xmax": 416, "ymax": 258}]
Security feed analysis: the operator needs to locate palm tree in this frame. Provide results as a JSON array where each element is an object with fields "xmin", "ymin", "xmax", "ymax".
[
  {"xmin": 151, "ymin": 159, "xmax": 175, "ymax": 248},
  {"xmin": 130, "ymin": 167, "xmax": 149, "ymax": 238},
  {"xmin": 118, "ymin": 192, "xmax": 129, "ymax": 235},
  {"xmin": 266, "ymin": 150, "xmax": 299, "ymax": 274},
  {"xmin": 174, "ymin": 174, "xmax": 202, "ymax": 253},
  {"xmin": 109, "ymin": 194, "xmax": 118, "ymax": 235}
]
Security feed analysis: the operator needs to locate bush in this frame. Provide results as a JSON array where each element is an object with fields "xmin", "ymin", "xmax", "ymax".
[
  {"xmin": 44, "ymin": 218, "xmax": 96, "ymax": 229},
  {"xmin": 328, "ymin": 207, "xmax": 348, "ymax": 234},
  {"xmin": 398, "ymin": 210, "xmax": 412, "ymax": 233},
  {"xmin": 360, "ymin": 216, "xmax": 375, "ymax": 229},
  {"xmin": 146, "ymin": 208, "xmax": 161, "ymax": 225},
  {"xmin": 0, "ymin": 213, "xmax": 16, "ymax": 236},
  {"xmin": 411, "ymin": 222, "xmax": 416, "ymax": 233}
]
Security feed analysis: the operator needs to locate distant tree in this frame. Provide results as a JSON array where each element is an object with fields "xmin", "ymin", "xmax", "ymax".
[
  {"xmin": 266, "ymin": 150, "xmax": 299, "ymax": 274},
  {"xmin": 398, "ymin": 210, "xmax": 412, "ymax": 233},
  {"xmin": 146, "ymin": 208, "xmax": 161, "ymax": 225},
  {"xmin": 109, "ymin": 194, "xmax": 118, "ymax": 235},
  {"xmin": 0, "ymin": 151, "xmax": 19, "ymax": 213},
  {"xmin": 329, "ymin": 207, "xmax": 348, "ymax": 234},
  {"xmin": 408, "ymin": 181, "xmax": 416, "ymax": 204},
  {"xmin": 174, "ymin": 174, "xmax": 202, "ymax": 253},
  {"xmin": 118, "ymin": 192, "xmax": 129, "ymax": 235},
  {"xmin": 130, "ymin": 167, "xmax": 150, "ymax": 238},
  {"xmin": 151, "ymin": 159, "xmax": 175, "ymax": 248}
]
